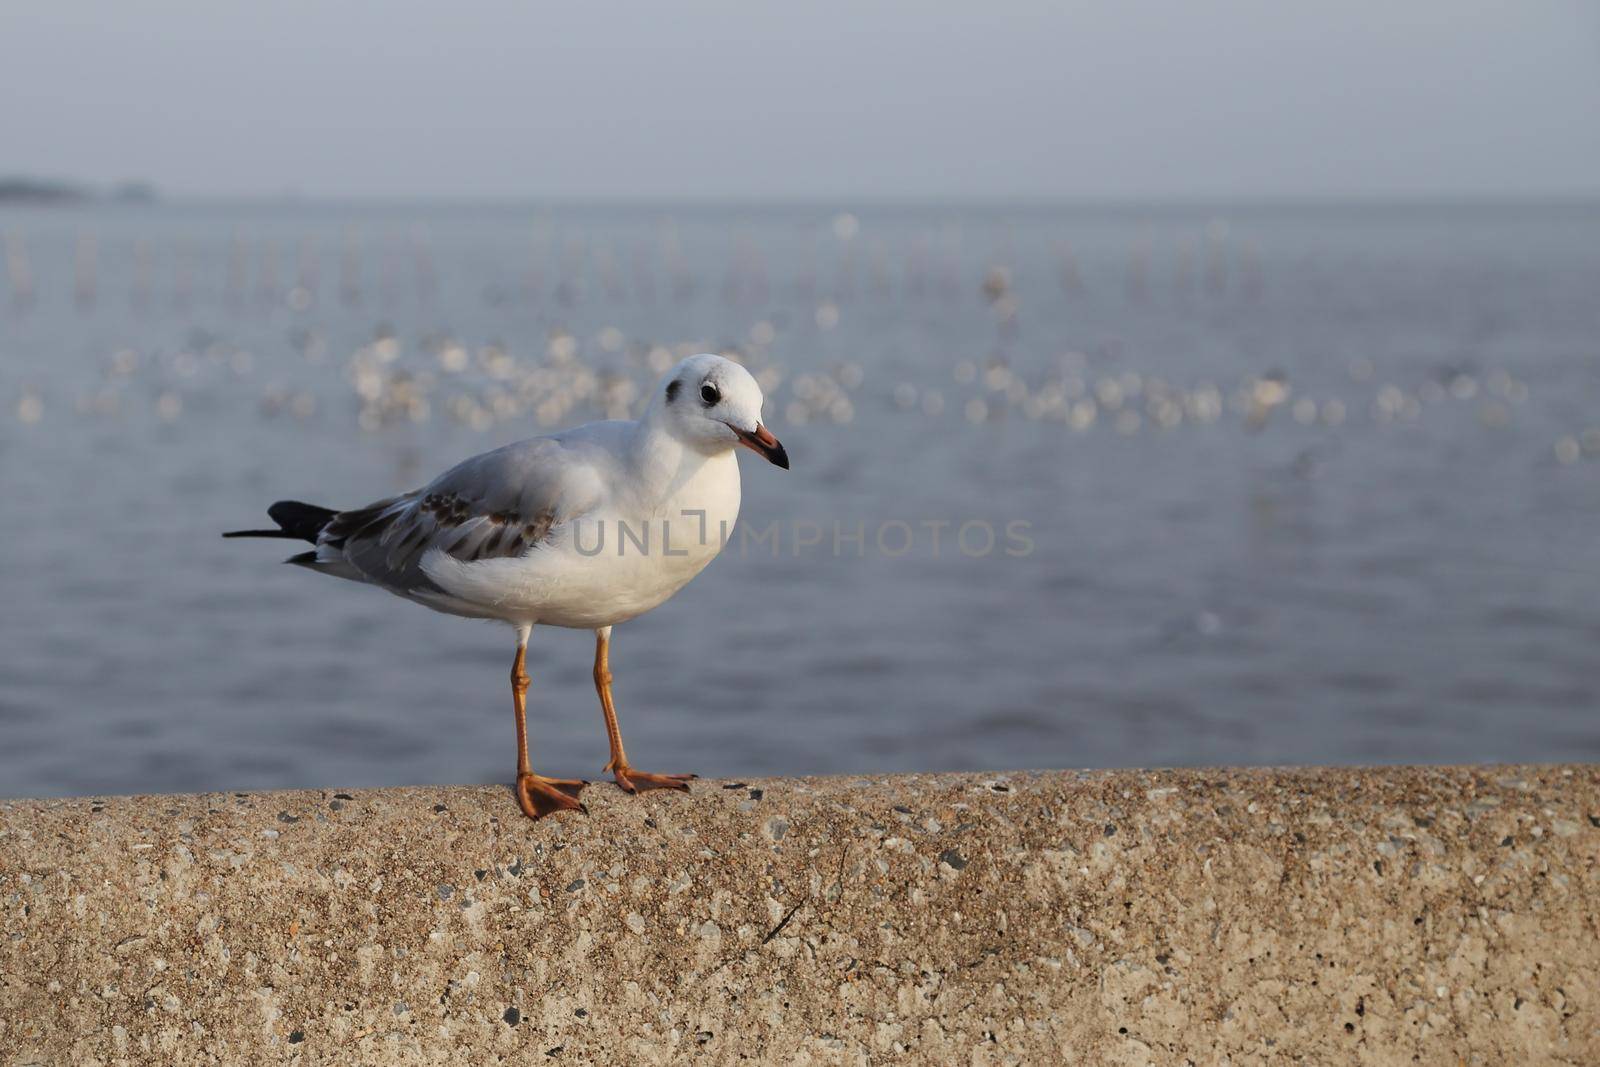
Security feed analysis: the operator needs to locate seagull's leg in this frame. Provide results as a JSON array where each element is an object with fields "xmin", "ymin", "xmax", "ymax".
[
  {"xmin": 593, "ymin": 625, "xmax": 697, "ymax": 794},
  {"xmin": 510, "ymin": 624, "xmax": 588, "ymax": 820}
]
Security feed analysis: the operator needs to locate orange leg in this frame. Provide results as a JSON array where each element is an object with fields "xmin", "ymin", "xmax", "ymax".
[
  {"xmin": 510, "ymin": 629, "xmax": 587, "ymax": 820},
  {"xmin": 594, "ymin": 626, "xmax": 696, "ymax": 794}
]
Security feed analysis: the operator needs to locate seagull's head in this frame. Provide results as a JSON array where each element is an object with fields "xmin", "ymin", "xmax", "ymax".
[{"xmin": 654, "ymin": 354, "xmax": 789, "ymax": 469}]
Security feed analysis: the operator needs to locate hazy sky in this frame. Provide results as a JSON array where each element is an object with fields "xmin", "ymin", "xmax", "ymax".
[{"xmin": 3, "ymin": 1, "xmax": 1597, "ymax": 199}]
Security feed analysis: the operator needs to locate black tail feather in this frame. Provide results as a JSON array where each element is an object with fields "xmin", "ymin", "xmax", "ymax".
[{"xmin": 224, "ymin": 500, "xmax": 338, "ymax": 544}]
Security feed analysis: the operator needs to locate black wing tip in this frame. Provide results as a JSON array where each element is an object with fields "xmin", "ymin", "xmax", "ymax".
[
  {"xmin": 224, "ymin": 500, "xmax": 338, "ymax": 544},
  {"xmin": 268, "ymin": 500, "xmax": 338, "ymax": 541},
  {"xmin": 284, "ymin": 550, "xmax": 319, "ymax": 565}
]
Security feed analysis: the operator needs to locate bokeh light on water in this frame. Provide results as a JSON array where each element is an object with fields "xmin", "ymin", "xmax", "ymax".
[{"xmin": 2, "ymin": 200, "xmax": 1599, "ymax": 796}]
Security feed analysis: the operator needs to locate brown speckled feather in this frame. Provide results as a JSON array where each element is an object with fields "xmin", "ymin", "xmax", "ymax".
[{"xmin": 312, "ymin": 435, "xmax": 596, "ymax": 594}]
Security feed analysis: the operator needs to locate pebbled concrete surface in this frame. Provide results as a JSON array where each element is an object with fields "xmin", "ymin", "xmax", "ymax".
[{"xmin": 1, "ymin": 766, "xmax": 1598, "ymax": 1065}]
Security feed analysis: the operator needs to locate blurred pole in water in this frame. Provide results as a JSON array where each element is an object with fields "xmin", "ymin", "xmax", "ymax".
[
  {"xmin": 1205, "ymin": 217, "xmax": 1230, "ymax": 297},
  {"xmin": 257, "ymin": 239, "xmax": 280, "ymax": 309},
  {"xmin": 595, "ymin": 241, "xmax": 623, "ymax": 304},
  {"xmin": 983, "ymin": 260, "xmax": 1019, "ymax": 342},
  {"xmin": 833, "ymin": 244, "xmax": 855, "ymax": 304},
  {"xmin": 339, "ymin": 228, "xmax": 362, "ymax": 308},
  {"xmin": 132, "ymin": 238, "xmax": 153, "ymax": 314},
  {"xmin": 868, "ymin": 237, "xmax": 891, "ymax": 303},
  {"xmin": 556, "ymin": 232, "xmax": 584, "ymax": 307},
  {"xmin": 5, "ymin": 232, "xmax": 36, "ymax": 312},
  {"xmin": 1053, "ymin": 239, "xmax": 1083, "ymax": 296},
  {"xmin": 522, "ymin": 219, "xmax": 547, "ymax": 306},
  {"xmin": 226, "ymin": 234, "xmax": 248, "ymax": 312},
  {"xmin": 906, "ymin": 235, "xmax": 928, "ymax": 300},
  {"xmin": 291, "ymin": 235, "xmax": 319, "ymax": 311},
  {"xmin": 793, "ymin": 231, "xmax": 817, "ymax": 303},
  {"xmin": 1174, "ymin": 234, "xmax": 1196, "ymax": 301},
  {"xmin": 834, "ymin": 219, "xmax": 858, "ymax": 303},
  {"xmin": 751, "ymin": 238, "xmax": 771, "ymax": 307},
  {"xmin": 1125, "ymin": 228, "xmax": 1150, "ymax": 303},
  {"xmin": 993, "ymin": 225, "xmax": 1019, "ymax": 336},
  {"xmin": 936, "ymin": 223, "xmax": 961, "ymax": 301},
  {"xmin": 629, "ymin": 236, "xmax": 654, "ymax": 305},
  {"xmin": 1238, "ymin": 237, "xmax": 1263, "ymax": 300},
  {"xmin": 411, "ymin": 227, "xmax": 436, "ymax": 306},
  {"xmin": 172, "ymin": 239, "xmax": 193, "ymax": 312},
  {"xmin": 378, "ymin": 231, "xmax": 402, "ymax": 308},
  {"xmin": 661, "ymin": 220, "xmax": 692, "ymax": 303},
  {"xmin": 74, "ymin": 232, "xmax": 97, "ymax": 312},
  {"xmin": 720, "ymin": 232, "xmax": 741, "ymax": 305},
  {"xmin": 724, "ymin": 230, "xmax": 765, "ymax": 307}
]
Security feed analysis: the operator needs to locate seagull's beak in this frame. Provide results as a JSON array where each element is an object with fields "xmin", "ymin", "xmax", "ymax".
[{"xmin": 733, "ymin": 423, "xmax": 790, "ymax": 469}]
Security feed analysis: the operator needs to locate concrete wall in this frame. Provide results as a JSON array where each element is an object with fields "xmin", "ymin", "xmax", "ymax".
[{"xmin": 1, "ymin": 765, "xmax": 1597, "ymax": 1065}]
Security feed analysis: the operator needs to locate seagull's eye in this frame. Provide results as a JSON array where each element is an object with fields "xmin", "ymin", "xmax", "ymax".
[{"xmin": 700, "ymin": 382, "xmax": 720, "ymax": 405}]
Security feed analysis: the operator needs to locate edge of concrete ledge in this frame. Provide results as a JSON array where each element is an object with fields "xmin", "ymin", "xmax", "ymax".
[{"xmin": 3, "ymin": 764, "xmax": 1598, "ymax": 1064}]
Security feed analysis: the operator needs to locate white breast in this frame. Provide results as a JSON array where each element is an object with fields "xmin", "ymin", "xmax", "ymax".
[{"xmin": 421, "ymin": 449, "xmax": 742, "ymax": 629}]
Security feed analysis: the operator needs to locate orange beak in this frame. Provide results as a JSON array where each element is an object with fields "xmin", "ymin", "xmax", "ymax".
[{"xmin": 733, "ymin": 424, "xmax": 789, "ymax": 469}]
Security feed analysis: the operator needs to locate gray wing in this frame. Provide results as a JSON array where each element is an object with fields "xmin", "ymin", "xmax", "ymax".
[{"xmin": 313, "ymin": 435, "xmax": 604, "ymax": 593}]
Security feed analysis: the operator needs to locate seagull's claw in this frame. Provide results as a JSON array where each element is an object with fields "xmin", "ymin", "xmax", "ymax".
[
  {"xmin": 611, "ymin": 767, "xmax": 697, "ymax": 795},
  {"xmin": 515, "ymin": 774, "xmax": 589, "ymax": 820}
]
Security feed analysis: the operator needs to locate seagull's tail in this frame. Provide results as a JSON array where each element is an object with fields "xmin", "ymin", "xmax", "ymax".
[{"xmin": 223, "ymin": 500, "xmax": 338, "ymax": 544}]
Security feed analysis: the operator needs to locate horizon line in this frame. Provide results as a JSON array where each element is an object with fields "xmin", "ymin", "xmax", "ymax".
[{"xmin": 7, "ymin": 188, "xmax": 1600, "ymax": 210}]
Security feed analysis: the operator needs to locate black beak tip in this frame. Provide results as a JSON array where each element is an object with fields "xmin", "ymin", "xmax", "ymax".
[{"xmin": 736, "ymin": 426, "xmax": 790, "ymax": 469}]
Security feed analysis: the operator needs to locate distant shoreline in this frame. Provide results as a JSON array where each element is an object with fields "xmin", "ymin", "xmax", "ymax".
[
  {"xmin": 0, "ymin": 177, "xmax": 157, "ymax": 205},
  {"xmin": 1, "ymin": 177, "xmax": 1596, "ymax": 213}
]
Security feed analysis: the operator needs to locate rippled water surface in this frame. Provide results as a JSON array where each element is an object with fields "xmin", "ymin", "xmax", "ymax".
[{"xmin": 3, "ymin": 200, "xmax": 1599, "ymax": 798}]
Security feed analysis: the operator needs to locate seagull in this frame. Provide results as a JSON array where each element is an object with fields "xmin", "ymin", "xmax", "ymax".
[{"xmin": 226, "ymin": 354, "xmax": 789, "ymax": 820}]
